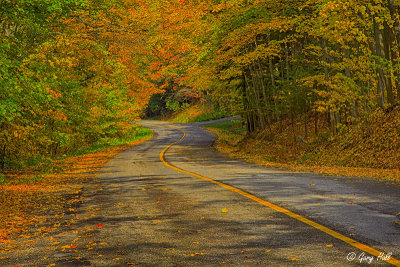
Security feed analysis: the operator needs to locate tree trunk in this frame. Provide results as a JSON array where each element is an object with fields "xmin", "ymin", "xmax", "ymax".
[
  {"xmin": 243, "ymin": 72, "xmax": 258, "ymax": 133},
  {"xmin": 268, "ymin": 57, "xmax": 280, "ymax": 122},
  {"xmin": 387, "ymin": 0, "xmax": 400, "ymax": 101},
  {"xmin": 321, "ymin": 38, "xmax": 336, "ymax": 135},
  {"xmin": 0, "ymin": 143, "xmax": 6, "ymax": 170},
  {"xmin": 329, "ymin": 109, "xmax": 337, "ymax": 136},
  {"xmin": 304, "ymin": 101, "xmax": 308, "ymax": 141},
  {"xmin": 290, "ymin": 110, "xmax": 296, "ymax": 143},
  {"xmin": 344, "ymin": 49, "xmax": 358, "ymax": 119},
  {"xmin": 285, "ymin": 42, "xmax": 290, "ymax": 81},
  {"xmin": 384, "ymin": 22, "xmax": 395, "ymax": 105},
  {"xmin": 373, "ymin": 18, "xmax": 386, "ymax": 108},
  {"xmin": 256, "ymin": 58, "xmax": 272, "ymax": 127},
  {"xmin": 314, "ymin": 109, "xmax": 318, "ymax": 137},
  {"xmin": 242, "ymin": 74, "xmax": 251, "ymax": 133},
  {"xmin": 249, "ymin": 64, "xmax": 266, "ymax": 129}
]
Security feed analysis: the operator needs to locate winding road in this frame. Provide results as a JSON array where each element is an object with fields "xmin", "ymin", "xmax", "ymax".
[{"xmin": 5, "ymin": 119, "xmax": 400, "ymax": 266}]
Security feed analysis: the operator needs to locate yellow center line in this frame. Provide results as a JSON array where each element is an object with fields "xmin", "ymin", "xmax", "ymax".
[{"xmin": 159, "ymin": 124, "xmax": 400, "ymax": 266}]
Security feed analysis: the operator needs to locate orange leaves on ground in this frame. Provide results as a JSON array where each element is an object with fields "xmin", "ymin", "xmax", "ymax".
[
  {"xmin": 1, "ymin": 184, "xmax": 58, "ymax": 192},
  {"xmin": 189, "ymin": 252, "xmax": 207, "ymax": 257},
  {"xmin": 61, "ymin": 244, "xmax": 76, "ymax": 251},
  {"xmin": 206, "ymin": 111, "xmax": 400, "ymax": 183},
  {"xmin": 0, "ymin": 138, "xmax": 149, "ymax": 251}
]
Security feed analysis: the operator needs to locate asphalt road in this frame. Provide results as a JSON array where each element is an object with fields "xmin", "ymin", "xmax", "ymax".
[{"xmin": 3, "ymin": 119, "xmax": 400, "ymax": 266}]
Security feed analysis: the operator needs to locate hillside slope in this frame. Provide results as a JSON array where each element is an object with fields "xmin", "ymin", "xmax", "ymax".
[{"xmin": 205, "ymin": 107, "xmax": 400, "ymax": 182}]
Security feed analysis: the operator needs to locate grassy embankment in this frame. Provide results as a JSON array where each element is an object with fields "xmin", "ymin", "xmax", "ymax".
[
  {"xmin": 204, "ymin": 108, "xmax": 400, "ymax": 183},
  {"xmin": 0, "ymin": 125, "xmax": 152, "ymax": 248},
  {"xmin": 168, "ymin": 102, "xmax": 229, "ymax": 123}
]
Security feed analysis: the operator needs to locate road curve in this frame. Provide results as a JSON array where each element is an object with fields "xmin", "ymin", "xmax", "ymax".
[
  {"xmin": 4, "ymin": 119, "xmax": 399, "ymax": 266},
  {"xmin": 140, "ymin": 120, "xmax": 400, "ymax": 266}
]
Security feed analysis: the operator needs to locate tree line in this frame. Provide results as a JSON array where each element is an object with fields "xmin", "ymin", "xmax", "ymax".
[
  {"xmin": 0, "ymin": 0, "xmax": 160, "ymax": 169},
  {"xmin": 2, "ymin": 0, "xmax": 399, "ymax": 168},
  {"xmin": 163, "ymin": 0, "xmax": 400, "ymax": 137}
]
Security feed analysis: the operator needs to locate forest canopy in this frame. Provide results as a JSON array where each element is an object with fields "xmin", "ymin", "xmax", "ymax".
[{"xmin": 1, "ymin": 0, "xmax": 400, "ymax": 168}]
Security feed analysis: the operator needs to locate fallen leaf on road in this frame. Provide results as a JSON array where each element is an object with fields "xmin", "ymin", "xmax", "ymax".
[
  {"xmin": 189, "ymin": 252, "xmax": 206, "ymax": 256},
  {"xmin": 221, "ymin": 208, "xmax": 228, "ymax": 213},
  {"xmin": 290, "ymin": 258, "xmax": 300, "ymax": 261},
  {"xmin": 61, "ymin": 244, "xmax": 76, "ymax": 251},
  {"xmin": 326, "ymin": 244, "xmax": 333, "ymax": 247}
]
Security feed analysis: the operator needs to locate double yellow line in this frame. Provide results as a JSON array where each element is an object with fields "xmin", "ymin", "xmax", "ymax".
[{"xmin": 159, "ymin": 125, "xmax": 400, "ymax": 266}]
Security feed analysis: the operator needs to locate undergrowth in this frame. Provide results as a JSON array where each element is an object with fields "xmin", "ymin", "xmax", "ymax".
[
  {"xmin": 205, "ymin": 108, "xmax": 400, "ymax": 182},
  {"xmin": 69, "ymin": 126, "xmax": 152, "ymax": 157},
  {"xmin": 170, "ymin": 102, "xmax": 230, "ymax": 123},
  {"xmin": 0, "ymin": 125, "xmax": 153, "ymax": 243},
  {"xmin": 0, "ymin": 125, "xmax": 152, "ymax": 183}
]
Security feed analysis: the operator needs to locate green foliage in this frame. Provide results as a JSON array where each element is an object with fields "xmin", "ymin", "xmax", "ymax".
[
  {"xmin": 173, "ymin": 0, "xmax": 400, "ymax": 137},
  {"xmin": 166, "ymin": 98, "xmax": 183, "ymax": 112},
  {"xmin": 3, "ymin": 0, "xmax": 400, "ymax": 172},
  {"xmin": 70, "ymin": 126, "xmax": 152, "ymax": 156},
  {"xmin": 170, "ymin": 101, "xmax": 231, "ymax": 123},
  {"xmin": 264, "ymin": 156, "xmax": 277, "ymax": 162},
  {"xmin": 147, "ymin": 94, "xmax": 164, "ymax": 117},
  {"xmin": 0, "ymin": 174, "xmax": 7, "ymax": 185},
  {"xmin": 12, "ymin": 175, "xmax": 44, "ymax": 185},
  {"xmin": 0, "ymin": 0, "xmax": 146, "ymax": 170},
  {"xmin": 205, "ymin": 120, "xmax": 245, "ymax": 135},
  {"xmin": 189, "ymin": 110, "xmax": 228, "ymax": 123}
]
